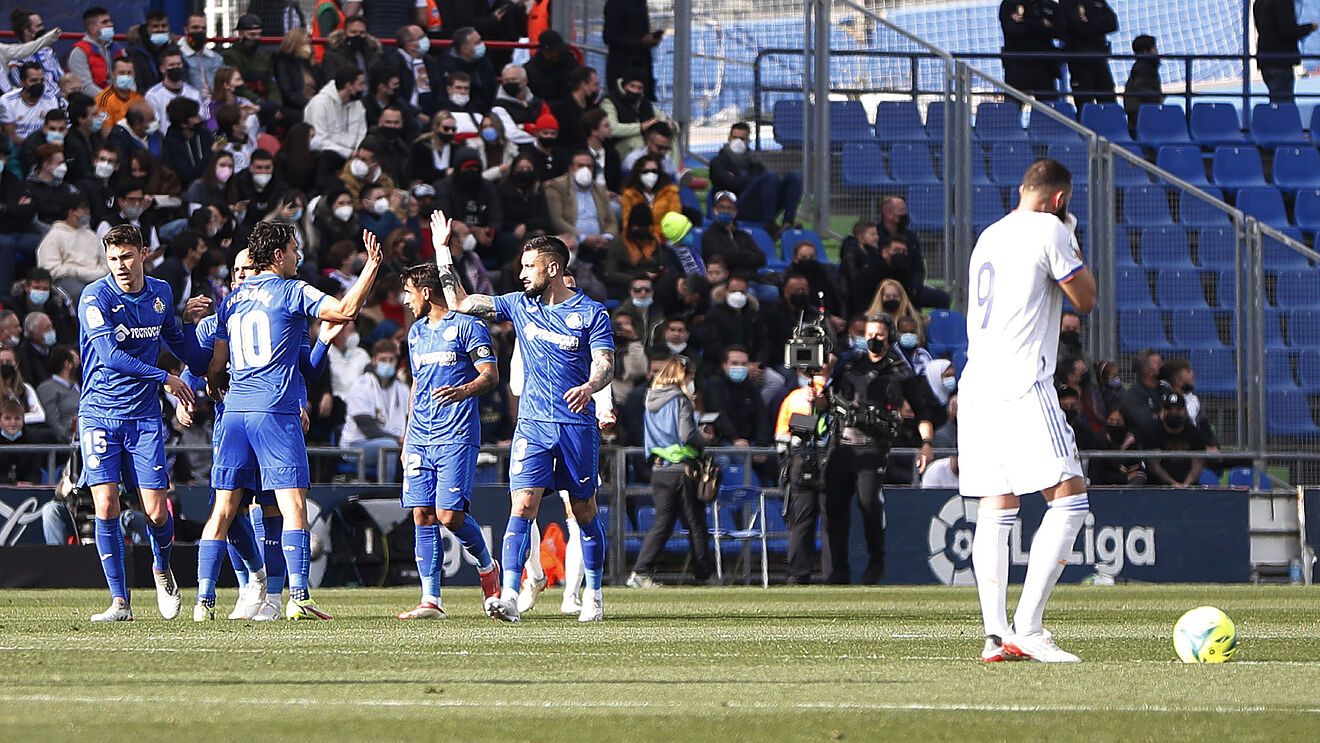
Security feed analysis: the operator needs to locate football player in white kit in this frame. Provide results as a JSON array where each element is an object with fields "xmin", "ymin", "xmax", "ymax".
[{"xmin": 957, "ymin": 159, "xmax": 1097, "ymax": 663}]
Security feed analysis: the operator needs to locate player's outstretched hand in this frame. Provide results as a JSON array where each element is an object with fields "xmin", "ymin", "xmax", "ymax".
[
  {"xmin": 430, "ymin": 210, "xmax": 453, "ymax": 264},
  {"xmin": 563, "ymin": 384, "xmax": 593, "ymax": 414},
  {"xmin": 183, "ymin": 295, "xmax": 213, "ymax": 324},
  {"xmin": 362, "ymin": 229, "xmax": 383, "ymax": 267},
  {"xmin": 165, "ymin": 374, "xmax": 195, "ymax": 408},
  {"xmin": 432, "ymin": 384, "xmax": 472, "ymax": 405},
  {"xmin": 318, "ymin": 320, "xmax": 346, "ymax": 345}
]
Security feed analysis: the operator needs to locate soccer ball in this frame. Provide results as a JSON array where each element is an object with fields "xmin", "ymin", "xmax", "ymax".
[{"xmin": 1173, "ymin": 606, "xmax": 1238, "ymax": 663}]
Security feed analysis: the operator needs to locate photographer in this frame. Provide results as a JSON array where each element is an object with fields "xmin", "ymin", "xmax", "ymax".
[{"xmin": 823, "ymin": 314, "xmax": 937, "ymax": 584}]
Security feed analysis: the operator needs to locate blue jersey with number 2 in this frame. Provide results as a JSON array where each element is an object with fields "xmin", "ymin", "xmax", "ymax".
[{"xmin": 215, "ymin": 273, "xmax": 328, "ymax": 414}]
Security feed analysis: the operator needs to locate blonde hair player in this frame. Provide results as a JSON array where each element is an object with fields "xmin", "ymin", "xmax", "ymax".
[{"xmin": 957, "ymin": 158, "xmax": 1097, "ymax": 663}]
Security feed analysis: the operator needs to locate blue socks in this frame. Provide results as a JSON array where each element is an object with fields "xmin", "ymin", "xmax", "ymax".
[
  {"xmin": 283, "ymin": 529, "xmax": 311, "ymax": 602},
  {"xmin": 227, "ymin": 542, "xmax": 249, "ymax": 586},
  {"xmin": 227, "ymin": 511, "xmax": 264, "ymax": 576},
  {"xmin": 263, "ymin": 514, "xmax": 286, "ymax": 597},
  {"xmin": 415, "ymin": 524, "xmax": 442, "ymax": 601},
  {"xmin": 501, "ymin": 516, "xmax": 533, "ymax": 593},
  {"xmin": 147, "ymin": 513, "xmax": 174, "ymax": 573},
  {"xmin": 580, "ymin": 513, "xmax": 606, "ymax": 591},
  {"xmin": 452, "ymin": 514, "xmax": 493, "ymax": 570},
  {"xmin": 197, "ymin": 539, "xmax": 226, "ymax": 604},
  {"xmin": 95, "ymin": 517, "xmax": 127, "ymax": 601}
]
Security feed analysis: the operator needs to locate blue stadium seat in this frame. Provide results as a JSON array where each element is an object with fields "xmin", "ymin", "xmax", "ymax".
[
  {"xmin": 1118, "ymin": 308, "xmax": 1168, "ymax": 351},
  {"xmin": 1227, "ymin": 466, "xmax": 1271, "ymax": 488},
  {"xmin": 1296, "ymin": 188, "xmax": 1320, "ymax": 235},
  {"xmin": 971, "ymin": 185, "xmax": 1005, "ymax": 224},
  {"xmin": 1114, "ymin": 149, "xmax": 1152, "ymax": 185},
  {"xmin": 1188, "ymin": 349, "xmax": 1236, "ymax": 395},
  {"xmin": 1212, "ymin": 146, "xmax": 1266, "ymax": 194},
  {"xmin": 925, "ymin": 101, "xmax": 946, "ymax": 140},
  {"xmin": 830, "ymin": 100, "xmax": 873, "ymax": 144},
  {"xmin": 1272, "ymin": 388, "xmax": 1316, "ymax": 439},
  {"xmin": 988, "ymin": 141, "xmax": 1036, "ymax": 184},
  {"xmin": 1121, "ymin": 185, "xmax": 1173, "ymax": 226},
  {"xmin": 888, "ymin": 142, "xmax": 940, "ymax": 184},
  {"xmin": 772, "ymin": 99, "xmax": 804, "ymax": 147},
  {"xmin": 926, "ymin": 309, "xmax": 968, "ymax": 358},
  {"xmin": 1027, "ymin": 101, "xmax": 1078, "ymax": 143},
  {"xmin": 1170, "ymin": 309, "xmax": 1226, "ymax": 348},
  {"xmin": 974, "ymin": 102, "xmax": 1028, "ymax": 142},
  {"xmin": 1290, "ymin": 309, "xmax": 1320, "ymax": 347},
  {"xmin": 1214, "ymin": 269, "xmax": 1238, "ymax": 308},
  {"xmin": 1266, "ymin": 350, "xmax": 1299, "ymax": 387},
  {"xmin": 780, "ymin": 228, "xmax": 827, "ymax": 263},
  {"xmin": 1116, "ymin": 267, "xmax": 1156, "ymax": 308},
  {"xmin": 840, "ymin": 142, "xmax": 893, "ymax": 189},
  {"xmin": 1251, "ymin": 103, "xmax": 1309, "ymax": 147},
  {"xmin": 1080, "ymin": 103, "xmax": 1133, "ymax": 144},
  {"xmin": 1155, "ymin": 270, "xmax": 1209, "ymax": 308},
  {"xmin": 874, "ymin": 101, "xmax": 929, "ymax": 143},
  {"xmin": 1271, "ymin": 147, "xmax": 1320, "ymax": 195},
  {"xmin": 1179, "ymin": 187, "xmax": 1229, "ymax": 227},
  {"xmin": 1198, "ymin": 228, "xmax": 1236, "ymax": 269},
  {"xmin": 1116, "ymin": 229, "xmax": 1139, "ymax": 266},
  {"xmin": 745, "ymin": 226, "xmax": 786, "ymax": 269},
  {"xmin": 679, "ymin": 184, "xmax": 702, "ymax": 213},
  {"xmin": 1070, "ymin": 184, "xmax": 1090, "ymax": 227},
  {"xmin": 1266, "ymin": 309, "xmax": 1288, "ymax": 348},
  {"xmin": 1276, "ymin": 270, "xmax": 1320, "ymax": 308},
  {"xmin": 1263, "ymin": 234, "xmax": 1311, "ymax": 268},
  {"xmin": 1138, "ymin": 226, "xmax": 1195, "ymax": 268},
  {"xmin": 1236, "ymin": 187, "xmax": 1291, "ymax": 228},
  {"xmin": 1190, "ymin": 102, "xmax": 1247, "ymax": 146},
  {"xmin": 1155, "ymin": 145, "xmax": 1209, "ymax": 186},
  {"xmin": 1136, "ymin": 103, "xmax": 1191, "ymax": 146},
  {"xmin": 1045, "ymin": 141, "xmax": 1089, "ymax": 175},
  {"xmin": 1299, "ymin": 350, "xmax": 1320, "ymax": 392},
  {"xmin": 907, "ymin": 184, "xmax": 945, "ymax": 230}
]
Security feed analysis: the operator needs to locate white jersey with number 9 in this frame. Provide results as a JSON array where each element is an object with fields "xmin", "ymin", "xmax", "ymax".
[{"xmin": 958, "ymin": 210, "xmax": 1084, "ymax": 403}]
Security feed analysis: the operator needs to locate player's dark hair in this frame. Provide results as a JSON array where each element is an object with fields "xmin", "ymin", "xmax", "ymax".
[
  {"xmin": 401, "ymin": 262, "xmax": 441, "ymax": 296},
  {"xmin": 48, "ymin": 344, "xmax": 77, "ymax": 376},
  {"xmin": 522, "ymin": 235, "xmax": 571, "ymax": 271},
  {"xmin": 248, "ymin": 221, "xmax": 297, "ymax": 270},
  {"xmin": 1021, "ymin": 158, "xmax": 1072, "ymax": 194},
  {"xmin": 103, "ymin": 224, "xmax": 144, "ymax": 250}
]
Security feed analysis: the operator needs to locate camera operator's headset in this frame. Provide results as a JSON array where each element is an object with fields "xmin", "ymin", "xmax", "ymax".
[{"xmin": 866, "ymin": 312, "xmax": 897, "ymax": 347}]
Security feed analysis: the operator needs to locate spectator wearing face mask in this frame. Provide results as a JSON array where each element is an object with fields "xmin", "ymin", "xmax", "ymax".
[
  {"xmin": 358, "ymin": 181, "xmax": 404, "ymax": 245},
  {"xmin": 95, "ymin": 57, "xmax": 144, "ymax": 132},
  {"xmin": 305, "ymin": 68, "xmax": 368, "ymax": 176},
  {"xmin": 620, "ymin": 155, "xmax": 679, "ymax": 239},
  {"xmin": 475, "ymin": 114, "xmax": 518, "ymax": 182},
  {"xmin": 496, "ymin": 153, "xmax": 553, "ymax": 258},
  {"xmin": 184, "ymin": 152, "xmax": 235, "ymax": 206},
  {"xmin": 519, "ymin": 108, "xmax": 566, "ymax": 182},
  {"xmin": 145, "ymin": 46, "xmax": 204, "ymax": 137},
  {"xmin": 701, "ymin": 273, "xmax": 772, "ymax": 370},
  {"xmin": 11, "ymin": 268, "xmax": 75, "ymax": 342},
  {"xmin": 893, "ymin": 313, "xmax": 932, "ymax": 375},
  {"xmin": 0, "ymin": 398, "xmax": 45, "ymax": 483},
  {"xmin": 0, "ymin": 62, "xmax": 61, "ymax": 147},
  {"xmin": 545, "ymin": 149, "xmax": 618, "ymax": 260},
  {"xmin": 0, "ymin": 345, "xmax": 45, "ymax": 425},
  {"xmin": 434, "ymin": 146, "xmax": 502, "ymax": 251},
  {"xmin": 923, "ymin": 358, "xmax": 958, "ymax": 420},
  {"xmin": 26, "ymin": 143, "xmax": 71, "ymax": 224},
  {"xmin": 162, "ymin": 97, "xmax": 213, "ymax": 186},
  {"xmin": 439, "ymin": 28, "xmax": 498, "ymax": 111},
  {"xmin": 618, "ymin": 276, "xmax": 661, "ymax": 346},
  {"xmin": 492, "ymin": 64, "xmax": 547, "ymax": 147},
  {"xmin": 1094, "ymin": 359, "xmax": 1123, "ymax": 411},
  {"xmin": 1141, "ymin": 391, "xmax": 1207, "ymax": 487},
  {"xmin": 61, "ymin": 95, "xmax": 98, "ymax": 185},
  {"xmin": 786, "ymin": 241, "xmax": 846, "ymax": 322},
  {"xmin": 709, "ymin": 122, "xmax": 803, "ymax": 229},
  {"xmin": 1057, "ymin": 353, "xmax": 1107, "ymax": 434},
  {"xmin": 603, "ymin": 202, "xmax": 666, "ymax": 299},
  {"xmin": 339, "ymin": 140, "xmax": 396, "ymax": 200},
  {"xmin": 16, "ymin": 309, "xmax": 56, "ymax": 386},
  {"xmin": 221, "ymin": 15, "xmax": 276, "ymax": 100},
  {"xmin": 445, "ymin": 220, "xmax": 496, "ymax": 298},
  {"xmin": 1087, "ymin": 407, "xmax": 1147, "ymax": 486},
  {"xmin": 1057, "ymin": 383, "xmax": 1107, "ymax": 451},
  {"xmin": 340, "ymin": 338, "xmax": 409, "ymax": 481},
  {"xmin": 610, "ymin": 310, "xmax": 649, "ymax": 401},
  {"xmin": 697, "ymin": 190, "xmax": 763, "ymax": 275},
  {"xmin": 1120, "ymin": 348, "xmax": 1163, "ymax": 440},
  {"xmin": 312, "ymin": 185, "xmax": 361, "ymax": 261},
  {"xmin": 37, "ymin": 189, "xmax": 104, "ymax": 301},
  {"xmin": 232, "ymin": 149, "xmax": 286, "ymax": 229},
  {"xmin": 876, "ymin": 195, "xmax": 949, "ymax": 310},
  {"xmin": 764, "ymin": 274, "xmax": 836, "ymax": 360},
  {"xmin": 1160, "ymin": 357, "xmax": 1218, "ymax": 451},
  {"xmin": 603, "ymin": 68, "xmax": 668, "ymax": 160},
  {"xmin": 551, "ymin": 66, "xmax": 602, "ymax": 151},
  {"xmin": 1058, "ymin": 310, "xmax": 1084, "ymax": 361},
  {"xmin": 932, "ymin": 391, "xmax": 957, "ymax": 453},
  {"xmin": 104, "ymin": 100, "xmax": 160, "ymax": 166},
  {"xmin": 703, "ymin": 344, "xmax": 772, "ymax": 450},
  {"xmin": 527, "ymin": 31, "xmax": 580, "ymax": 103},
  {"xmin": 16, "ymin": 107, "xmax": 69, "ymax": 182}
]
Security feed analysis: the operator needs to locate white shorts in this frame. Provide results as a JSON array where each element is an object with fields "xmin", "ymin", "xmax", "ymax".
[{"xmin": 957, "ymin": 379, "xmax": 1085, "ymax": 498}]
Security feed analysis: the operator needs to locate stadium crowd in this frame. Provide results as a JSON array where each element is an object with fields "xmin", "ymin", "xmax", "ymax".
[{"xmin": 0, "ymin": 6, "xmax": 1212, "ymax": 493}]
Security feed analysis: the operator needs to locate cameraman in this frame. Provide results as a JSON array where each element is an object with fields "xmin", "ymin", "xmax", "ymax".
[
  {"xmin": 777, "ymin": 363, "xmax": 833, "ymax": 585},
  {"xmin": 823, "ymin": 314, "xmax": 937, "ymax": 584}
]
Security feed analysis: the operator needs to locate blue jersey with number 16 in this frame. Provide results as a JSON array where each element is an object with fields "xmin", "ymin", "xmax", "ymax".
[{"xmin": 215, "ymin": 272, "xmax": 329, "ymax": 414}]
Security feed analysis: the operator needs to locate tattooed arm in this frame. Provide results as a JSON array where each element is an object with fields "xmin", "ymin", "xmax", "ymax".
[
  {"xmin": 431, "ymin": 209, "xmax": 498, "ymax": 319},
  {"xmin": 563, "ymin": 349, "xmax": 614, "ymax": 414}
]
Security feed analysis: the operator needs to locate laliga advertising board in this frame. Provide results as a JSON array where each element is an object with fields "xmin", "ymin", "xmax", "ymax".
[{"xmin": 880, "ymin": 488, "xmax": 1252, "ymax": 584}]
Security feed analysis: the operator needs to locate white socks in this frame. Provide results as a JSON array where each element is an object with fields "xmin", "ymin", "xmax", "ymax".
[
  {"xmin": 1014, "ymin": 493, "xmax": 1089, "ymax": 637},
  {"xmin": 973, "ymin": 505, "xmax": 1018, "ymax": 638},
  {"xmin": 563, "ymin": 514, "xmax": 584, "ymax": 599},
  {"xmin": 525, "ymin": 521, "xmax": 545, "ymax": 581}
]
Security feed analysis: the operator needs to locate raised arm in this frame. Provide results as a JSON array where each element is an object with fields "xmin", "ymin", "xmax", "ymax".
[
  {"xmin": 317, "ymin": 230, "xmax": 384, "ymax": 322},
  {"xmin": 432, "ymin": 210, "xmax": 498, "ymax": 319}
]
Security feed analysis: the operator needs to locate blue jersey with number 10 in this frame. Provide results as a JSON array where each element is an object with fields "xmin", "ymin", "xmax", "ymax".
[{"xmin": 215, "ymin": 272, "xmax": 328, "ymax": 414}]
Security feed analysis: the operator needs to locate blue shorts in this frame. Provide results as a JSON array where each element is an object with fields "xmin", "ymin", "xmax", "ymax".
[
  {"xmin": 509, "ymin": 420, "xmax": 598, "ymax": 500},
  {"xmin": 402, "ymin": 443, "xmax": 476, "ymax": 511},
  {"xmin": 212, "ymin": 411, "xmax": 310, "ymax": 491},
  {"xmin": 80, "ymin": 416, "xmax": 169, "ymax": 491}
]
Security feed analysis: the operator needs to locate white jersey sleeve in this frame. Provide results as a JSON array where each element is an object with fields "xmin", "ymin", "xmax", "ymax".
[{"xmin": 959, "ymin": 211, "xmax": 1085, "ymax": 402}]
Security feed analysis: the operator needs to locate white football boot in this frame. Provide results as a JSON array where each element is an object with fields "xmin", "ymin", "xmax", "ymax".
[
  {"xmin": 484, "ymin": 595, "xmax": 521, "ymax": 623},
  {"xmin": 90, "ymin": 598, "xmax": 134, "ymax": 622},
  {"xmin": 1003, "ymin": 629, "xmax": 1081, "ymax": 663},
  {"xmin": 153, "ymin": 568, "xmax": 182, "ymax": 620},
  {"xmin": 516, "ymin": 575, "xmax": 548, "ymax": 614},
  {"xmin": 577, "ymin": 589, "xmax": 604, "ymax": 623}
]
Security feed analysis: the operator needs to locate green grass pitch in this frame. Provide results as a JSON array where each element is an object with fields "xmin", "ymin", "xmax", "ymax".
[{"xmin": 1, "ymin": 585, "xmax": 1317, "ymax": 741}]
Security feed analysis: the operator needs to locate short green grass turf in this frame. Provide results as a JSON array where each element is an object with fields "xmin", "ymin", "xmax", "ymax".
[{"xmin": 1, "ymin": 585, "xmax": 1317, "ymax": 742}]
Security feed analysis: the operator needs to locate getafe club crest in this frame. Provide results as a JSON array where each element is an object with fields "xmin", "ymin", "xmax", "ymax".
[
  {"xmin": 443, "ymin": 326, "xmax": 460, "ymax": 341},
  {"xmin": 566, "ymin": 312, "xmax": 583, "ymax": 329},
  {"xmin": 153, "ymin": 297, "xmax": 166, "ymax": 314}
]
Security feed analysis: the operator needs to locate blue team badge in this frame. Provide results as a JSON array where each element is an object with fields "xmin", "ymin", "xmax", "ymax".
[
  {"xmin": 153, "ymin": 297, "xmax": 165, "ymax": 314},
  {"xmin": 443, "ymin": 326, "xmax": 459, "ymax": 341},
  {"xmin": 566, "ymin": 312, "xmax": 583, "ymax": 329}
]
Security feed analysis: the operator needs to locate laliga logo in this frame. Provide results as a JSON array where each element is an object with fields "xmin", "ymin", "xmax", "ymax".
[
  {"xmin": 0, "ymin": 495, "xmax": 43, "ymax": 545},
  {"xmin": 927, "ymin": 495, "xmax": 1157, "ymax": 585}
]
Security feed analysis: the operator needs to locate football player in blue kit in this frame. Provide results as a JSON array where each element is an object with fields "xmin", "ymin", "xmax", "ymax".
[
  {"xmin": 79, "ymin": 224, "xmax": 213, "ymax": 622},
  {"xmin": 182, "ymin": 247, "xmax": 340, "ymax": 621},
  {"xmin": 432, "ymin": 211, "xmax": 616, "ymax": 623},
  {"xmin": 394, "ymin": 262, "xmax": 502, "ymax": 620},
  {"xmin": 195, "ymin": 222, "xmax": 381, "ymax": 621}
]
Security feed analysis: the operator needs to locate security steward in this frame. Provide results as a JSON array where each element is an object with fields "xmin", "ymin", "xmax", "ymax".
[{"xmin": 822, "ymin": 313, "xmax": 937, "ymax": 584}]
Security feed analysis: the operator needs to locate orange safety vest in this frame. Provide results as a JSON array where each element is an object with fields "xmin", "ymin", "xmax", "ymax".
[
  {"xmin": 528, "ymin": 0, "xmax": 550, "ymax": 44},
  {"xmin": 421, "ymin": 0, "xmax": 442, "ymax": 31},
  {"xmin": 313, "ymin": 0, "xmax": 346, "ymax": 62}
]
